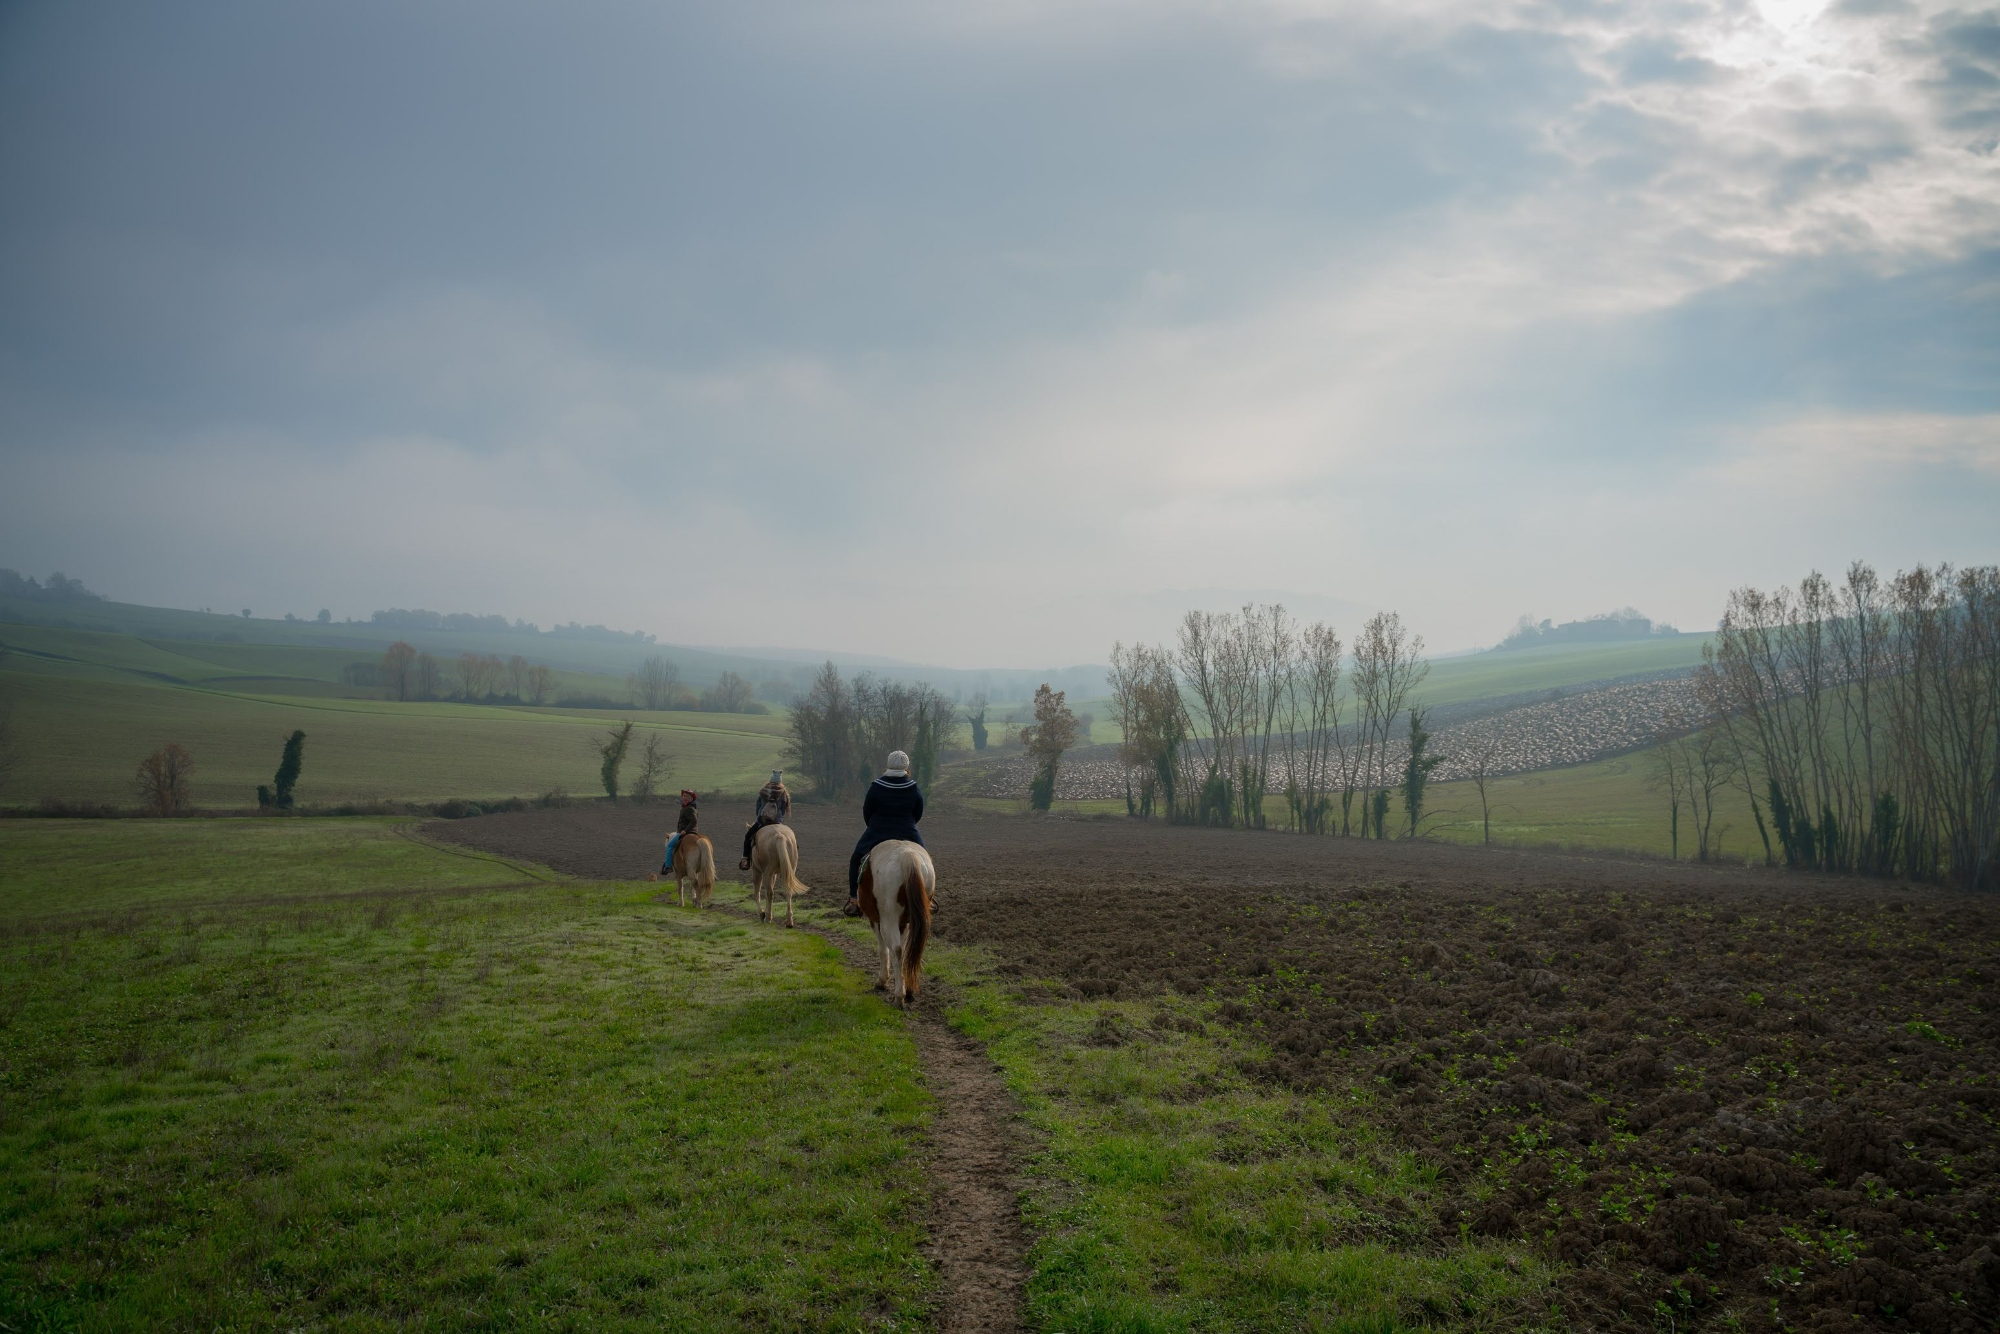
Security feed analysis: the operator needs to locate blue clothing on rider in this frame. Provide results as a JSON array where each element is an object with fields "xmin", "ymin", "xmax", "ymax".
[
  {"xmin": 662, "ymin": 789, "xmax": 699, "ymax": 874},
  {"xmin": 848, "ymin": 754, "xmax": 924, "ymax": 900}
]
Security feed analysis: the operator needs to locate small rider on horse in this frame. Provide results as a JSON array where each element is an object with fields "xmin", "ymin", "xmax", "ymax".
[
  {"xmin": 661, "ymin": 789, "xmax": 699, "ymax": 876},
  {"xmin": 740, "ymin": 769, "xmax": 791, "ymax": 871},
  {"xmin": 845, "ymin": 750, "xmax": 924, "ymax": 917}
]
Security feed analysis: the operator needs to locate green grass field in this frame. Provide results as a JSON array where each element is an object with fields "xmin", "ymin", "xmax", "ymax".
[
  {"xmin": 1, "ymin": 816, "xmax": 1559, "ymax": 1332},
  {"xmin": 1422, "ymin": 752, "xmax": 1758, "ymax": 860},
  {"xmin": 0, "ymin": 819, "xmax": 933, "ymax": 1329},
  {"xmin": 972, "ymin": 750, "xmax": 1760, "ymax": 863},
  {"xmin": 1, "ymin": 668, "xmax": 790, "ymax": 807}
]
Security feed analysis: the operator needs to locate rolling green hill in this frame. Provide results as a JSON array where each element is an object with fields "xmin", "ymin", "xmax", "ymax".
[
  {"xmin": 0, "ymin": 615, "xmax": 793, "ymax": 808},
  {"xmin": 2, "ymin": 601, "xmax": 1714, "ymax": 818},
  {"xmin": 1, "ymin": 668, "xmax": 789, "ymax": 808}
]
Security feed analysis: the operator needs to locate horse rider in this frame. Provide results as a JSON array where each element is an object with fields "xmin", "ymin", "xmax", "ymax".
[
  {"xmin": 662, "ymin": 788, "xmax": 699, "ymax": 876},
  {"xmin": 845, "ymin": 750, "xmax": 925, "ymax": 917},
  {"xmin": 740, "ymin": 769, "xmax": 791, "ymax": 871}
]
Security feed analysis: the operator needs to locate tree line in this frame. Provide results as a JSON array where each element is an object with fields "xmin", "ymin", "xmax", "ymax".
[
  {"xmin": 627, "ymin": 657, "xmax": 768, "ymax": 714},
  {"xmin": 377, "ymin": 643, "xmax": 556, "ymax": 705},
  {"xmin": 1694, "ymin": 560, "xmax": 1999, "ymax": 891},
  {"xmin": 784, "ymin": 664, "xmax": 955, "ymax": 800},
  {"xmin": 1108, "ymin": 605, "xmax": 1437, "ymax": 837}
]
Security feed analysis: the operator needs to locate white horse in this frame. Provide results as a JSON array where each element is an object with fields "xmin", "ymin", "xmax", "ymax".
[
  {"xmin": 856, "ymin": 840, "xmax": 934, "ymax": 1009},
  {"xmin": 749, "ymin": 823, "xmax": 810, "ymax": 927}
]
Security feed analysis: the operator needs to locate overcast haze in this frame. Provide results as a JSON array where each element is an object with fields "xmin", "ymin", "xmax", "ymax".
[{"xmin": 2, "ymin": 0, "xmax": 1996, "ymax": 666}]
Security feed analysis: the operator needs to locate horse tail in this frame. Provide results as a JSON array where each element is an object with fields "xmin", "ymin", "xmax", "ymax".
[{"xmin": 901, "ymin": 861, "xmax": 930, "ymax": 999}]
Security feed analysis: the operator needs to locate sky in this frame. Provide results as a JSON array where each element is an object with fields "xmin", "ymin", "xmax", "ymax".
[{"xmin": 1, "ymin": 0, "xmax": 1996, "ymax": 667}]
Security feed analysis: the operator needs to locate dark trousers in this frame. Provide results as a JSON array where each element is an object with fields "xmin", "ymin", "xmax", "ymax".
[
  {"xmin": 743, "ymin": 817, "xmax": 777, "ymax": 861},
  {"xmin": 849, "ymin": 827, "xmax": 925, "ymax": 896}
]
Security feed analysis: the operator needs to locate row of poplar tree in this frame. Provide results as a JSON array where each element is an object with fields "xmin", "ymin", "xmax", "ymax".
[
  {"xmin": 1696, "ymin": 561, "xmax": 1999, "ymax": 892},
  {"xmin": 1108, "ymin": 606, "xmax": 1439, "ymax": 837}
]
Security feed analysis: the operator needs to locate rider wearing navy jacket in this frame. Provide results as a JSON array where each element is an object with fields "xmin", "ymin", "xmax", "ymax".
[{"xmin": 845, "ymin": 750, "xmax": 925, "ymax": 916}]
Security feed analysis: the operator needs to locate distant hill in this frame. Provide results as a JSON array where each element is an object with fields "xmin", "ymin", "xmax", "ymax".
[
  {"xmin": 1495, "ymin": 608, "xmax": 1683, "ymax": 652},
  {"xmin": 0, "ymin": 579, "xmax": 1105, "ymax": 704}
]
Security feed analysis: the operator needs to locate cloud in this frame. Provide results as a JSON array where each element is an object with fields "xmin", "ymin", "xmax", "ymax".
[
  {"xmin": 0, "ymin": 0, "xmax": 1996, "ymax": 664},
  {"xmin": 1731, "ymin": 410, "xmax": 2000, "ymax": 478}
]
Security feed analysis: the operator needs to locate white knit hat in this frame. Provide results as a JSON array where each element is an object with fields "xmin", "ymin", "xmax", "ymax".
[{"xmin": 885, "ymin": 750, "xmax": 910, "ymax": 775}]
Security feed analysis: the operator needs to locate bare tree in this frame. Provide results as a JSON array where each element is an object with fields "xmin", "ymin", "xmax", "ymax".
[
  {"xmin": 507, "ymin": 654, "xmax": 529, "ymax": 699},
  {"xmin": 700, "ymin": 671, "xmax": 754, "ymax": 713},
  {"xmin": 1466, "ymin": 733, "xmax": 1500, "ymax": 847},
  {"xmin": 786, "ymin": 662, "xmax": 858, "ymax": 799},
  {"xmin": 414, "ymin": 653, "xmax": 441, "ymax": 701},
  {"xmin": 1287, "ymin": 621, "xmax": 1344, "ymax": 833},
  {"xmin": 525, "ymin": 664, "xmax": 554, "ymax": 706},
  {"xmin": 456, "ymin": 652, "xmax": 489, "ymax": 700},
  {"xmin": 964, "ymin": 693, "xmax": 990, "ymax": 752},
  {"xmin": 1107, "ymin": 645, "xmax": 1147, "ymax": 816},
  {"xmin": 0, "ymin": 694, "xmax": 19, "ymax": 799},
  {"xmin": 1351, "ymin": 612, "xmax": 1428, "ymax": 838},
  {"xmin": 910, "ymin": 684, "xmax": 955, "ymax": 788},
  {"xmin": 1237, "ymin": 604, "xmax": 1295, "ymax": 830},
  {"xmin": 135, "ymin": 743, "xmax": 195, "ymax": 815},
  {"xmin": 1687, "ymin": 727, "xmax": 1739, "ymax": 862},
  {"xmin": 1177, "ymin": 610, "xmax": 1237, "ymax": 825},
  {"xmin": 381, "ymin": 641, "xmax": 417, "ymax": 701},
  {"xmin": 1110, "ymin": 642, "xmax": 1187, "ymax": 820},
  {"xmin": 631, "ymin": 732, "xmax": 672, "ymax": 802},
  {"xmin": 631, "ymin": 655, "xmax": 681, "ymax": 711},
  {"xmin": 1702, "ymin": 560, "xmax": 1999, "ymax": 889},
  {"xmin": 1651, "ymin": 724, "xmax": 1691, "ymax": 860}
]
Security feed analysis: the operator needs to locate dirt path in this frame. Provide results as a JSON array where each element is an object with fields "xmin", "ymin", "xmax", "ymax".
[{"xmin": 770, "ymin": 909, "xmax": 1029, "ymax": 1334}]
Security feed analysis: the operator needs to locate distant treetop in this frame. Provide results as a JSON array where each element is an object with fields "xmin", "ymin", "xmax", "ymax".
[
  {"xmin": 0, "ymin": 569, "xmax": 104, "ymax": 603},
  {"xmin": 368, "ymin": 607, "xmax": 654, "ymax": 643},
  {"xmin": 1497, "ymin": 608, "xmax": 1678, "ymax": 651}
]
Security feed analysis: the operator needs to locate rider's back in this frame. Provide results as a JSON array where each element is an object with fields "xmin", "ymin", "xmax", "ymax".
[{"xmin": 863, "ymin": 771, "xmax": 923, "ymax": 839}]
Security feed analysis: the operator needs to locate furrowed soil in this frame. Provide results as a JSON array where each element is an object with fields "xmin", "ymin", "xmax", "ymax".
[{"xmin": 435, "ymin": 803, "xmax": 2000, "ymax": 1334}]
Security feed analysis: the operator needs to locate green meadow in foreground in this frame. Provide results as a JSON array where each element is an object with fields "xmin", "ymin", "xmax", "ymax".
[
  {"xmin": 798, "ymin": 906, "xmax": 1557, "ymax": 1333},
  {"xmin": 0, "ymin": 820, "xmax": 931, "ymax": 1330}
]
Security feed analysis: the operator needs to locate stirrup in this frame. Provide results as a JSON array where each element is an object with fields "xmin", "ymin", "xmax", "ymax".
[{"xmin": 842, "ymin": 898, "xmax": 861, "ymax": 917}]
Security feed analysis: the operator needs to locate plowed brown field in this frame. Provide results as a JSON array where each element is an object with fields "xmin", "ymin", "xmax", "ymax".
[{"xmin": 433, "ymin": 802, "xmax": 2000, "ymax": 1334}]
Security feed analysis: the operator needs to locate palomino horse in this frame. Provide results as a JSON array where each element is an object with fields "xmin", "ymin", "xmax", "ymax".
[
  {"xmin": 856, "ymin": 839, "xmax": 934, "ymax": 1009},
  {"xmin": 749, "ymin": 823, "xmax": 810, "ymax": 927},
  {"xmin": 656, "ymin": 833, "xmax": 716, "ymax": 908}
]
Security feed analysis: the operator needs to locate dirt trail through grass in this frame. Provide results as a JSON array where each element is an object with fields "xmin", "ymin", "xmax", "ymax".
[
  {"xmin": 704, "ymin": 871, "xmax": 1031, "ymax": 1331},
  {"xmin": 433, "ymin": 809, "xmax": 1035, "ymax": 1329}
]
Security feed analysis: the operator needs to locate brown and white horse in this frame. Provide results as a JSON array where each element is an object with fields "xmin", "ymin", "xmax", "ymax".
[
  {"xmin": 749, "ymin": 823, "xmax": 810, "ymax": 927},
  {"xmin": 856, "ymin": 839, "xmax": 934, "ymax": 1009}
]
